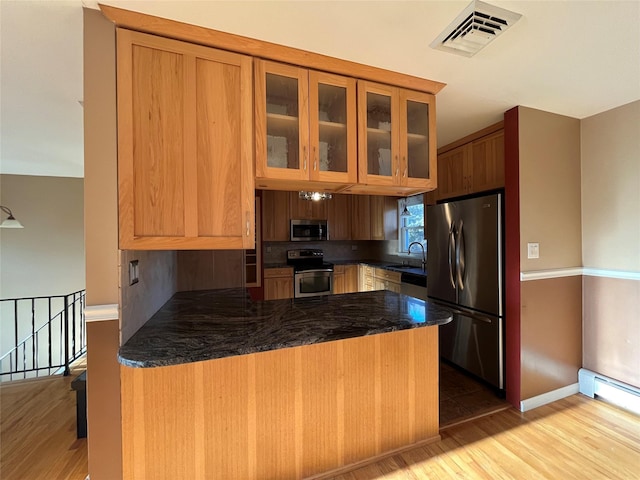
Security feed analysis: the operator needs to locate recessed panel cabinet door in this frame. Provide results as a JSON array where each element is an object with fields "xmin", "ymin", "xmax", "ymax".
[{"xmin": 117, "ymin": 29, "xmax": 254, "ymax": 249}]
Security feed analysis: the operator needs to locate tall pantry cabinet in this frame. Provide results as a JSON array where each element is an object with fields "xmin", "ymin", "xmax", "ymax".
[{"xmin": 116, "ymin": 29, "xmax": 255, "ymax": 249}]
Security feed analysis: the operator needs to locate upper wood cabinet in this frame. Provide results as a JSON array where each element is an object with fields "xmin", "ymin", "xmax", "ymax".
[
  {"xmin": 327, "ymin": 194, "xmax": 351, "ymax": 241},
  {"xmin": 350, "ymin": 195, "xmax": 372, "ymax": 240},
  {"xmin": 436, "ymin": 127, "xmax": 505, "ymax": 202},
  {"xmin": 353, "ymin": 81, "xmax": 437, "ymax": 195},
  {"xmin": 370, "ymin": 196, "xmax": 398, "ymax": 241},
  {"xmin": 116, "ymin": 29, "xmax": 254, "ymax": 249},
  {"xmin": 289, "ymin": 192, "xmax": 327, "ymax": 220},
  {"xmin": 437, "ymin": 144, "xmax": 472, "ymax": 200},
  {"xmin": 470, "ymin": 131, "xmax": 505, "ymax": 193},
  {"xmin": 261, "ymin": 190, "xmax": 290, "ymax": 241},
  {"xmin": 255, "ymin": 60, "xmax": 357, "ymax": 191}
]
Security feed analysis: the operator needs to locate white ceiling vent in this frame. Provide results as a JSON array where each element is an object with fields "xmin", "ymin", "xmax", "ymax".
[{"xmin": 430, "ymin": 0, "xmax": 522, "ymax": 57}]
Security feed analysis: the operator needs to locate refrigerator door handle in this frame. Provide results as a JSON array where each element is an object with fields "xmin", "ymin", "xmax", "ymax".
[
  {"xmin": 456, "ymin": 220, "xmax": 466, "ymax": 290},
  {"xmin": 447, "ymin": 224, "xmax": 456, "ymax": 288}
]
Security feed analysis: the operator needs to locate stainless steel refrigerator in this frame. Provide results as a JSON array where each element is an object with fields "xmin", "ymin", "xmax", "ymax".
[{"xmin": 426, "ymin": 192, "xmax": 504, "ymax": 390}]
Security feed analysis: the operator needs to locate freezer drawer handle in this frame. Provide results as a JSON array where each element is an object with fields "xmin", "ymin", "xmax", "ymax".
[{"xmin": 449, "ymin": 306, "xmax": 494, "ymax": 324}]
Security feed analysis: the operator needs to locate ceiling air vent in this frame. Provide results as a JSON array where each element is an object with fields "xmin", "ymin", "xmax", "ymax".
[{"xmin": 430, "ymin": 0, "xmax": 522, "ymax": 57}]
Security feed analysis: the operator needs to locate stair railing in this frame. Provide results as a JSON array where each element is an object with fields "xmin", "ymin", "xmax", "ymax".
[{"xmin": 0, "ymin": 290, "xmax": 86, "ymax": 381}]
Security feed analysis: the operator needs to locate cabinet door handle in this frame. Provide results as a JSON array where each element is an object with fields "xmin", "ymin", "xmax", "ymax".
[
  {"xmin": 404, "ymin": 167, "xmax": 407, "ymax": 178},
  {"xmin": 303, "ymin": 146, "xmax": 307, "ymax": 171},
  {"xmin": 313, "ymin": 146, "xmax": 317, "ymax": 171},
  {"xmin": 246, "ymin": 212, "xmax": 250, "ymax": 237},
  {"xmin": 395, "ymin": 168, "xmax": 399, "ymax": 178}
]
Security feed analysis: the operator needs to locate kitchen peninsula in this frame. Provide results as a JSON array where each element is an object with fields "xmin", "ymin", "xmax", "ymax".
[{"xmin": 119, "ymin": 289, "xmax": 452, "ymax": 479}]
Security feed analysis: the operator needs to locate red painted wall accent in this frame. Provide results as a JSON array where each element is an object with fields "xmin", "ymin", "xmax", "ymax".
[{"xmin": 504, "ymin": 107, "xmax": 521, "ymax": 407}]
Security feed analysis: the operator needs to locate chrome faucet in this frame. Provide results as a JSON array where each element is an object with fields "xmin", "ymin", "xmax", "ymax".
[{"xmin": 408, "ymin": 241, "xmax": 426, "ymax": 271}]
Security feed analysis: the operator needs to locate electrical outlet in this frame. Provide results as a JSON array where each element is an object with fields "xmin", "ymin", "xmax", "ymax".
[
  {"xmin": 527, "ymin": 243, "xmax": 539, "ymax": 259},
  {"xmin": 351, "ymin": 245, "xmax": 358, "ymax": 251},
  {"xmin": 129, "ymin": 260, "xmax": 139, "ymax": 285},
  {"xmin": 266, "ymin": 246, "xmax": 272, "ymax": 253}
]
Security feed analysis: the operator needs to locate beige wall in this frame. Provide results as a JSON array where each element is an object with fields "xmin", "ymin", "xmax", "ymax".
[
  {"xmin": 518, "ymin": 107, "xmax": 582, "ymax": 272},
  {"xmin": 86, "ymin": 319, "xmax": 122, "ymax": 480},
  {"xmin": 83, "ymin": 7, "xmax": 122, "ymax": 480},
  {"xmin": 583, "ymin": 276, "xmax": 639, "ymax": 388},
  {"xmin": 520, "ymin": 276, "xmax": 582, "ymax": 399},
  {"xmin": 581, "ymin": 100, "xmax": 640, "ymax": 389},
  {"xmin": 581, "ymin": 100, "xmax": 640, "ymax": 273},
  {"xmin": 0, "ymin": 174, "xmax": 85, "ymax": 299},
  {"xmin": 83, "ymin": 10, "xmax": 118, "ymax": 306},
  {"xmin": 517, "ymin": 107, "xmax": 583, "ymax": 401}
]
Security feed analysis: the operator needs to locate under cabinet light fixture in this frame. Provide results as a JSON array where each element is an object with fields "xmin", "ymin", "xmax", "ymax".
[
  {"xmin": 0, "ymin": 206, "xmax": 24, "ymax": 228},
  {"xmin": 299, "ymin": 191, "xmax": 332, "ymax": 202},
  {"xmin": 430, "ymin": 0, "xmax": 522, "ymax": 57}
]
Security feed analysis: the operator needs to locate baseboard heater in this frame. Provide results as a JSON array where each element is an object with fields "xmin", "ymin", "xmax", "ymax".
[{"xmin": 579, "ymin": 368, "xmax": 640, "ymax": 416}]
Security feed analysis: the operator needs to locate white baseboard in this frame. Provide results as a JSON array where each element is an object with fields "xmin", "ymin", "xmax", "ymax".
[
  {"xmin": 519, "ymin": 383, "xmax": 580, "ymax": 412},
  {"xmin": 579, "ymin": 368, "xmax": 640, "ymax": 416}
]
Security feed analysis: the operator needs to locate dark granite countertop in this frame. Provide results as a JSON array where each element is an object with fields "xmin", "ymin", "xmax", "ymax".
[{"xmin": 119, "ymin": 289, "xmax": 452, "ymax": 368}]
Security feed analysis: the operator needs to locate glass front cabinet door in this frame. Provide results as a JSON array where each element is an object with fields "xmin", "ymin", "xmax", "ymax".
[
  {"xmin": 357, "ymin": 82, "xmax": 399, "ymax": 186},
  {"xmin": 255, "ymin": 60, "xmax": 309, "ymax": 181},
  {"xmin": 255, "ymin": 60, "xmax": 357, "ymax": 186},
  {"xmin": 399, "ymin": 89, "xmax": 437, "ymax": 190},
  {"xmin": 358, "ymin": 81, "xmax": 436, "ymax": 190},
  {"xmin": 308, "ymin": 71, "xmax": 357, "ymax": 184}
]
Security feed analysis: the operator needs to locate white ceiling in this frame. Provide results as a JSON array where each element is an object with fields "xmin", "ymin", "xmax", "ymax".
[{"xmin": 1, "ymin": 0, "xmax": 639, "ymax": 178}]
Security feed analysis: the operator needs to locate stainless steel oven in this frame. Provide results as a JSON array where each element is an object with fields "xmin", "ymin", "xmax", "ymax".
[
  {"xmin": 287, "ymin": 249, "xmax": 334, "ymax": 298},
  {"xmin": 294, "ymin": 268, "xmax": 333, "ymax": 298}
]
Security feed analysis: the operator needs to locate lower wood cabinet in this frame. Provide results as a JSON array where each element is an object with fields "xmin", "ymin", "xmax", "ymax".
[
  {"xmin": 263, "ymin": 267, "xmax": 293, "ymax": 300},
  {"xmin": 373, "ymin": 268, "xmax": 402, "ymax": 293},
  {"xmin": 333, "ymin": 264, "xmax": 359, "ymax": 294},
  {"xmin": 344, "ymin": 265, "xmax": 358, "ymax": 293},
  {"xmin": 359, "ymin": 264, "xmax": 375, "ymax": 292}
]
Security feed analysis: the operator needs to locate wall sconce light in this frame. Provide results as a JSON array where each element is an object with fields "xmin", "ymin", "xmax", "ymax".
[
  {"xmin": 299, "ymin": 191, "xmax": 332, "ymax": 202},
  {"xmin": 0, "ymin": 206, "xmax": 24, "ymax": 228}
]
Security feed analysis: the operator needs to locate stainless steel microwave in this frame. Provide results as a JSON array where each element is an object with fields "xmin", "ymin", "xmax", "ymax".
[{"xmin": 290, "ymin": 219, "xmax": 328, "ymax": 241}]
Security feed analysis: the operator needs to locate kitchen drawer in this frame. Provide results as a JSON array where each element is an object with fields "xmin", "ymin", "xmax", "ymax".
[
  {"xmin": 264, "ymin": 267, "xmax": 293, "ymax": 278},
  {"xmin": 374, "ymin": 268, "xmax": 402, "ymax": 283}
]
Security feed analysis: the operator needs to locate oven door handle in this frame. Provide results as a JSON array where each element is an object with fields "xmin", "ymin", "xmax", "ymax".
[{"xmin": 296, "ymin": 269, "xmax": 334, "ymax": 274}]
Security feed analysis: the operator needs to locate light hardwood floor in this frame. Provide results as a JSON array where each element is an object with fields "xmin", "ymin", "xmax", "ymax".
[
  {"xmin": 0, "ymin": 361, "xmax": 88, "ymax": 480},
  {"xmin": 2, "ymin": 367, "xmax": 639, "ymax": 480},
  {"xmin": 329, "ymin": 394, "xmax": 640, "ymax": 479}
]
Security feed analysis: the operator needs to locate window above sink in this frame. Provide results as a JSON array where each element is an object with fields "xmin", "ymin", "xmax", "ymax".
[{"xmin": 398, "ymin": 194, "xmax": 424, "ymax": 253}]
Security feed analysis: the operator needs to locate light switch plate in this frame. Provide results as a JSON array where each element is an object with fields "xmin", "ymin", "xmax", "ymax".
[
  {"xmin": 527, "ymin": 242, "xmax": 540, "ymax": 259},
  {"xmin": 129, "ymin": 260, "xmax": 139, "ymax": 285}
]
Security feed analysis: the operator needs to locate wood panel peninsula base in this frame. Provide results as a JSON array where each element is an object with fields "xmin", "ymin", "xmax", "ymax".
[{"xmin": 121, "ymin": 326, "xmax": 439, "ymax": 479}]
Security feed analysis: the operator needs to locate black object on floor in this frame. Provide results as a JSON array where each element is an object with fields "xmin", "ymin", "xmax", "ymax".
[{"xmin": 71, "ymin": 370, "xmax": 87, "ymax": 438}]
